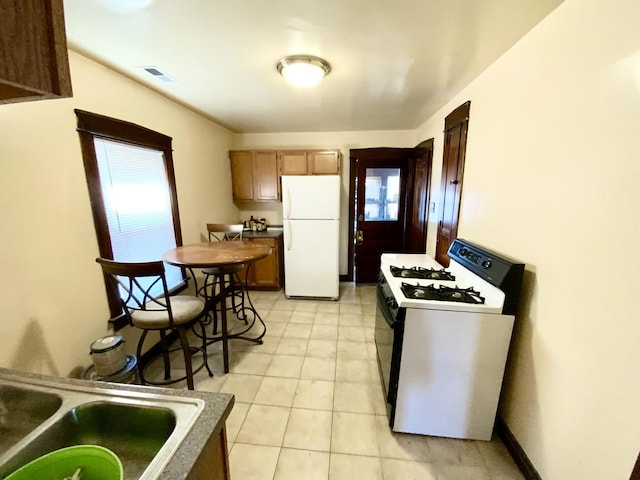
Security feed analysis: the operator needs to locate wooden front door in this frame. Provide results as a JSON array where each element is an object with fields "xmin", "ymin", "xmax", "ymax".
[
  {"xmin": 349, "ymin": 148, "xmax": 412, "ymax": 283},
  {"xmin": 435, "ymin": 101, "xmax": 471, "ymax": 267}
]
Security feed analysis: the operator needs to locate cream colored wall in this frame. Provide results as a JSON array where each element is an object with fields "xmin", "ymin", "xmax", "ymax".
[
  {"xmin": 0, "ymin": 51, "xmax": 237, "ymax": 377},
  {"xmin": 417, "ymin": 0, "xmax": 640, "ymax": 478},
  {"xmin": 235, "ymin": 131, "xmax": 417, "ymax": 275}
]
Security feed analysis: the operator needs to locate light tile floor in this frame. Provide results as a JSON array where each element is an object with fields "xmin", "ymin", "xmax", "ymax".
[{"xmin": 155, "ymin": 283, "xmax": 525, "ymax": 480}]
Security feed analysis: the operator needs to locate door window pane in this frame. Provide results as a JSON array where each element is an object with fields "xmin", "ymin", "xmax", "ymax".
[{"xmin": 364, "ymin": 168, "xmax": 400, "ymax": 221}]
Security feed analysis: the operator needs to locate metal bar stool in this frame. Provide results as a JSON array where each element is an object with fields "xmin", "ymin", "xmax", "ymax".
[
  {"xmin": 199, "ymin": 224, "xmax": 248, "ymax": 334},
  {"xmin": 96, "ymin": 258, "xmax": 214, "ymax": 390}
]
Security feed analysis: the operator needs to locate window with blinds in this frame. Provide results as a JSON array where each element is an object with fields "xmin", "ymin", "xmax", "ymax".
[
  {"xmin": 76, "ymin": 109, "xmax": 185, "ymax": 326},
  {"xmin": 94, "ymin": 138, "xmax": 182, "ymax": 294}
]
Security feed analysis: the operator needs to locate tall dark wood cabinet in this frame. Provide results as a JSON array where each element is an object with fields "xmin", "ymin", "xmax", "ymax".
[{"xmin": 435, "ymin": 101, "xmax": 470, "ymax": 266}]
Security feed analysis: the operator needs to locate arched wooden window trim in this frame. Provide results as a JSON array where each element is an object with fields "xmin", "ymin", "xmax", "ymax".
[{"xmin": 75, "ymin": 109, "xmax": 186, "ymax": 329}]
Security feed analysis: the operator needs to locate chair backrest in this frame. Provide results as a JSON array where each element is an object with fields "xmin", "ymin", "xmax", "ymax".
[
  {"xmin": 207, "ymin": 223, "xmax": 244, "ymax": 242},
  {"xmin": 96, "ymin": 258, "xmax": 175, "ymax": 327}
]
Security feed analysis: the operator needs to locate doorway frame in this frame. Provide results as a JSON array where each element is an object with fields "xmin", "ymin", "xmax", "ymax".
[{"xmin": 346, "ymin": 146, "xmax": 430, "ymax": 282}]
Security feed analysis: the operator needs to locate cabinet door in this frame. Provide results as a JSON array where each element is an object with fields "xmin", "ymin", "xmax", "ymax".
[
  {"xmin": 279, "ymin": 152, "xmax": 308, "ymax": 175},
  {"xmin": 309, "ymin": 150, "xmax": 340, "ymax": 175},
  {"xmin": 186, "ymin": 427, "xmax": 230, "ymax": 480},
  {"xmin": 230, "ymin": 151, "xmax": 254, "ymax": 201},
  {"xmin": 253, "ymin": 152, "xmax": 279, "ymax": 200},
  {"xmin": 251, "ymin": 238, "xmax": 277, "ymax": 287},
  {"xmin": 0, "ymin": 0, "xmax": 73, "ymax": 104},
  {"xmin": 238, "ymin": 237, "xmax": 281, "ymax": 289},
  {"xmin": 435, "ymin": 102, "xmax": 470, "ymax": 267}
]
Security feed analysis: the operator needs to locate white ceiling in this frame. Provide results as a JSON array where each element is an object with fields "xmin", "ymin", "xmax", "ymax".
[{"xmin": 63, "ymin": 0, "xmax": 562, "ymax": 133}]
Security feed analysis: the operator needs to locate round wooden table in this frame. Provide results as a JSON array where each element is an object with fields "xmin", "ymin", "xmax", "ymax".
[
  {"xmin": 163, "ymin": 241, "xmax": 271, "ymax": 268},
  {"xmin": 163, "ymin": 241, "xmax": 272, "ymax": 373}
]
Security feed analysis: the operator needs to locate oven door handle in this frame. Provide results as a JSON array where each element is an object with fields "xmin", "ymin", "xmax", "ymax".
[{"xmin": 377, "ymin": 285, "xmax": 400, "ymax": 329}]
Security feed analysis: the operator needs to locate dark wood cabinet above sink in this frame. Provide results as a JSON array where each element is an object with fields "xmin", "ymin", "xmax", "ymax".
[{"xmin": 0, "ymin": 0, "xmax": 73, "ymax": 104}]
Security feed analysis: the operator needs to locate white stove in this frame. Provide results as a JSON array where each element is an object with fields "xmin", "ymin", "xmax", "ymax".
[
  {"xmin": 380, "ymin": 253, "xmax": 506, "ymax": 314},
  {"xmin": 374, "ymin": 239, "xmax": 524, "ymax": 441}
]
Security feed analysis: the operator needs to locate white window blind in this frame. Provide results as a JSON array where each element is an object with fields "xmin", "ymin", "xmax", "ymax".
[{"xmin": 94, "ymin": 138, "xmax": 182, "ymax": 294}]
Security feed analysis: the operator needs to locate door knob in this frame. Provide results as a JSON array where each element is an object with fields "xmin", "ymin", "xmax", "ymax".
[{"xmin": 355, "ymin": 230, "xmax": 364, "ymax": 245}]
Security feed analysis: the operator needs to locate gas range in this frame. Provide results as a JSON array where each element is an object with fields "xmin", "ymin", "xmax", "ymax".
[
  {"xmin": 380, "ymin": 239, "xmax": 524, "ymax": 315},
  {"xmin": 380, "ymin": 253, "xmax": 505, "ymax": 314},
  {"xmin": 389, "ymin": 265, "xmax": 456, "ymax": 281},
  {"xmin": 374, "ymin": 239, "xmax": 525, "ymax": 440},
  {"xmin": 400, "ymin": 283, "xmax": 485, "ymax": 304}
]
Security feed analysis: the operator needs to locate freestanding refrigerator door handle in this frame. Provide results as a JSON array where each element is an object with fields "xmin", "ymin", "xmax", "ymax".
[
  {"xmin": 284, "ymin": 187, "xmax": 291, "ymax": 219},
  {"xmin": 286, "ymin": 220, "xmax": 292, "ymax": 250}
]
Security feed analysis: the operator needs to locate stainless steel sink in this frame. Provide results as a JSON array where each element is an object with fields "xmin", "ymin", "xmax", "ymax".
[
  {"xmin": 0, "ymin": 385, "xmax": 62, "ymax": 453},
  {"xmin": 0, "ymin": 374, "xmax": 205, "ymax": 480}
]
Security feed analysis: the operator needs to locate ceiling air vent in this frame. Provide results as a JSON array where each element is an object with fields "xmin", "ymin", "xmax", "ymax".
[{"xmin": 140, "ymin": 66, "xmax": 176, "ymax": 83}]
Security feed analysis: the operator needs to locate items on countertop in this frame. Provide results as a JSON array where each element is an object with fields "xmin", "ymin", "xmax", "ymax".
[{"xmin": 243, "ymin": 216, "xmax": 269, "ymax": 232}]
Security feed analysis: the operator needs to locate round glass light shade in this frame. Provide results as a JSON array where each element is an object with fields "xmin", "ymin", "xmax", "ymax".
[{"xmin": 277, "ymin": 55, "xmax": 331, "ymax": 88}]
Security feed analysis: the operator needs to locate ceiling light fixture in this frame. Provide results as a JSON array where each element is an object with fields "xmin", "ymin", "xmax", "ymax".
[{"xmin": 276, "ymin": 55, "xmax": 331, "ymax": 88}]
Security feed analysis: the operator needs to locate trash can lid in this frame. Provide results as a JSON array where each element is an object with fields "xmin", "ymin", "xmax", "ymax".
[{"xmin": 90, "ymin": 335, "xmax": 124, "ymax": 353}]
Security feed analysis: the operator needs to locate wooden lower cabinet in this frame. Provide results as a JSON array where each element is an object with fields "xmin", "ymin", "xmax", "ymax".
[
  {"xmin": 187, "ymin": 426, "xmax": 230, "ymax": 480},
  {"xmin": 238, "ymin": 236, "xmax": 283, "ymax": 290}
]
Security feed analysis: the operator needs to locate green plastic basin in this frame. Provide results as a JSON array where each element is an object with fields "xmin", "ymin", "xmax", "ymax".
[{"xmin": 5, "ymin": 445, "xmax": 122, "ymax": 480}]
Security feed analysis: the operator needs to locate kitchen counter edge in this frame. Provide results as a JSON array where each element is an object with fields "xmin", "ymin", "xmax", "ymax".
[
  {"xmin": 0, "ymin": 367, "xmax": 234, "ymax": 480},
  {"xmin": 242, "ymin": 229, "xmax": 282, "ymax": 239}
]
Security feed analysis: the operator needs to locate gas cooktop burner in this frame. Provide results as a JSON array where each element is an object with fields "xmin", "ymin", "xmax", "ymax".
[
  {"xmin": 390, "ymin": 266, "xmax": 455, "ymax": 281},
  {"xmin": 400, "ymin": 283, "xmax": 485, "ymax": 304}
]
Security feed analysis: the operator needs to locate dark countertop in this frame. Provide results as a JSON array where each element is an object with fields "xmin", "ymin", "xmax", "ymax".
[
  {"xmin": 0, "ymin": 367, "xmax": 234, "ymax": 480},
  {"xmin": 242, "ymin": 228, "xmax": 282, "ymax": 239}
]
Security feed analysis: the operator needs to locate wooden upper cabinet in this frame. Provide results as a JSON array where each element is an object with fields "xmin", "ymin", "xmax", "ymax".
[
  {"xmin": 230, "ymin": 151, "xmax": 255, "ymax": 201},
  {"xmin": 278, "ymin": 149, "xmax": 340, "ymax": 176},
  {"xmin": 0, "ymin": 0, "xmax": 73, "ymax": 104},
  {"xmin": 253, "ymin": 151, "xmax": 279, "ymax": 201},
  {"xmin": 279, "ymin": 151, "xmax": 308, "ymax": 175},
  {"xmin": 230, "ymin": 148, "xmax": 340, "ymax": 202},
  {"xmin": 309, "ymin": 150, "xmax": 340, "ymax": 174},
  {"xmin": 229, "ymin": 150, "xmax": 279, "ymax": 202}
]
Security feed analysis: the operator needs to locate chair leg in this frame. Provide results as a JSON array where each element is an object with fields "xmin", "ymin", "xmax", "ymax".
[
  {"xmin": 177, "ymin": 328, "xmax": 194, "ymax": 390},
  {"xmin": 196, "ymin": 320, "xmax": 214, "ymax": 378},
  {"xmin": 232, "ymin": 272, "xmax": 248, "ymax": 323},
  {"xmin": 159, "ymin": 330, "xmax": 172, "ymax": 380},
  {"xmin": 137, "ymin": 329, "xmax": 149, "ymax": 386},
  {"xmin": 212, "ymin": 275, "xmax": 222, "ymax": 335}
]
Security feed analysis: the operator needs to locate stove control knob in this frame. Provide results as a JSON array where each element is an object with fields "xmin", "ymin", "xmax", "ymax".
[
  {"xmin": 482, "ymin": 260, "xmax": 492, "ymax": 269},
  {"xmin": 459, "ymin": 247, "xmax": 468, "ymax": 257}
]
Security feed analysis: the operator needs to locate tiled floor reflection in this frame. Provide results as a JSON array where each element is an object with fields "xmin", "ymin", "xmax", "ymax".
[{"xmin": 161, "ymin": 283, "xmax": 525, "ymax": 480}]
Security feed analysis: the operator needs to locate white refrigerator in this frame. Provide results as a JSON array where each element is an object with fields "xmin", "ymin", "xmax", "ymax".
[{"xmin": 282, "ymin": 175, "xmax": 340, "ymax": 299}]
